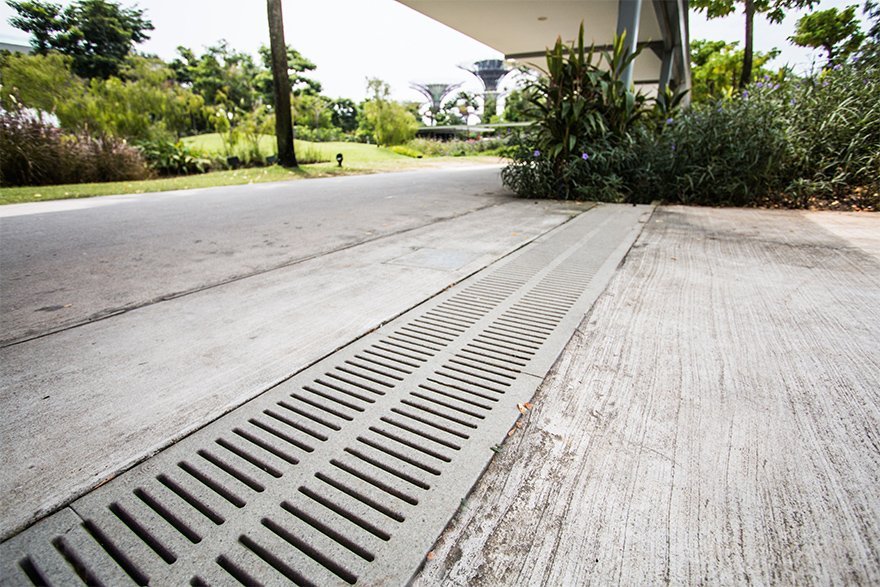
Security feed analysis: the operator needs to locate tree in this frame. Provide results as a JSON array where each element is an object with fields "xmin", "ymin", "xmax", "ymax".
[
  {"xmin": 790, "ymin": 6, "xmax": 865, "ymax": 64},
  {"xmin": 502, "ymin": 86, "xmax": 540, "ymax": 121},
  {"xmin": 256, "ymin": 44, "xmax": 321, "ymax": 101},
  {"xmin": 691, "ymin": 0, "xmax": 816, "ymax": 87},
  {"xmin": 360, "ymin": 78, "xmax": 419, "ymax": 145},
  {"xmin": 330, "ymin": 98, "xmax": 358, "ymax": 132},
  {"xmin": 690, "ymin": 39, "xmax": 780, "ymax": 100},
  {"xmin": 7, "ymin": 0, "xmax": 153, "ymax": 79},
  {"xmin": 266, "ymin": 0, "xmax": 295, "ymax": 166}
]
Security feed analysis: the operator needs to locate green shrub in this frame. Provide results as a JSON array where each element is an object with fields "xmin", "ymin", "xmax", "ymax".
[
  {"xmin": 137, "ymin": 139, "xmax": 212, "ymax": 176},
  {"xmin": 407, "ymin": 137, "xmax": 506, "ymax": 157},
  {"xmin": 1, "ymin": 107, "xmax": 150, "ymax": 187},
  {"xmin": 390, "ymin": 145, "xmax": 422, "ymax": 158},
  {"xmin": 294, "ymin": 143, "xmax": 331, "ymax": 165}
]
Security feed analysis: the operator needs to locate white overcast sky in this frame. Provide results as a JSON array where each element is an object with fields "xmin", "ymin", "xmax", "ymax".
[{"xmin": 0, "ymin": 0, "xmax": 872, "ymax": 102}]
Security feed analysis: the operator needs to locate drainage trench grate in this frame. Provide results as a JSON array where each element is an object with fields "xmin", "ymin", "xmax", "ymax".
[{"xmin": 0, "ymin": 204, "xmax": 650, "ymax": 586}]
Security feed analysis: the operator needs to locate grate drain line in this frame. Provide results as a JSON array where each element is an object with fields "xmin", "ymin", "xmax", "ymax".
[{"xmin": 0, "ymin": 204, "xmax": 650, "ymax": 586}]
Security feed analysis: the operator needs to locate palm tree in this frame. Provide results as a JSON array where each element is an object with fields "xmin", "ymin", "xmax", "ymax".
[{"xmin": 267, "ymin": 0, "xmax": 296, "ymax": 166}]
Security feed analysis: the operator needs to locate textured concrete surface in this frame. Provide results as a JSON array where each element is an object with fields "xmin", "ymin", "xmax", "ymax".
[
  {"xmin": 415, "ymin": 207, "xmax": 880, "ymax": 585},
  {"xmin": 0, "ymin": 167, "xmax": 592, "ymax": 541},
  {"xmin": 0, "ymin": 166, "xmax": 507, "ymax": 346}
]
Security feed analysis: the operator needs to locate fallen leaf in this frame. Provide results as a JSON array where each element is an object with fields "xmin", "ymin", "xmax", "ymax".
[
  {"xmin": 524, "ymin": 402, "xmax": 534, "ymax": 409},
  {"xmin": 516, "ymin": 403, "xmax": 528, "ymax": 414},
  {"xmin": 426, "ymin": 551, "xmax": 436, "ymax": 561},
  {"xmin": 507, "ymin": 428, "xmax": 516, "ymax": 437}
]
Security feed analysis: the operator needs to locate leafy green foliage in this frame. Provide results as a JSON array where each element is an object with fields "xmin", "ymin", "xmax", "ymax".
[
  {"xmin": 790, "ymin": 6, "xmax": 864, "ymax": 65},
  {"xmin": 136, "ymin": 139, "xmax": 211, "ymax": 175},
  {"xmin": 502, "ymin": 54, "xmax": 880, "ymax": 209},
  {"xmin": 389, "ymin": 145, "xmax": 422, "ymax": 158},
  {"xmin": 690, "ymin": 39, "xmax": 781, "ymax": 101},
  {"xmin": 407, "ymin": 137, "xmax": 506, "ymax": 157},
  {"xmin": 501, "ymin": 25, "xmax": 651, "ymax": 199},
  {"xmin": 7, "ymin": 0, "xmax": 153, "ymax": 79},
  {"xmin": 691, "ymin": 0, "xmax": 817, "ymax": 87},
  {"xmin": 360, "ymin": 78, "xmax": 419, "ymax": 146}
]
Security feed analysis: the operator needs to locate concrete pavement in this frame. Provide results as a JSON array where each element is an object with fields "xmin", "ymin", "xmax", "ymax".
[
  {"xmin": 415, "ymin": 207, "xmax": 880, "ymax": 585},
  {"xmin": 0, "ymin": 166, "xmax": 591, "ymax": 541}
]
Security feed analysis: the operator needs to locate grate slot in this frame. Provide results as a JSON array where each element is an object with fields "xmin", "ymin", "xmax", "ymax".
[
  {"xmin": 269, "ymin": 403, "xmax": 339, "ymax": 434},
  {"xmin": 355, "ymin": 351, "xmax": 416, "ymax": 373},
  {"xmin": 312, "ymin": 378, "xmax": 378, "ymax": 403},
  {"xmin": 367, "ymin": 427, "xmax": 452, "ymax": 463},
  {"xmin": 410, "ymin": 390, "xmax": 489, "ymax": 419},
  {"xmin": 298, "ymin": 386, "xmax": 366, "ymax": 413},
  {"xmin": 19, "ymin": 557, "xmax": 51, "ymax": 586},
  {"xmin": 441, "ymin": 362, "xmax": 515, "ymax": 385},
  {"xmin": 399, "ymin": 398, "xmax": 479, "ymax": 429},
  {"xmin": 386, "ymin": 333, "xmax": 442, "ymax": 353},
  {"xmin": 333, "ymin": 366, "xmax": 396, "ymax": 389},
  {"xmin": 82, "ymin": 520, "xmax": 149, "ymax": 585},
  {"xmin": 249, "ymin": 416, "xmax": 320, "ymax": 450},
  {"xmin": 474, "ymin": 334, "xmax": 538, "ymax": 356},
  {"xmin": 389, "ymin": 406, "xmax": 471, "ymax": 440},
  {"xmin": 298, "ymin": 486, "xmax": 391, "ymax": 542},
  {"xmin": 449, "ymin": 355, "xmax": 516, "ymax": 387},
  {"xmin": 464, "ymin": 342, "xmax": 530, "ymax": 365},
  {"xmin": 108, "ymin": 502, "xmax": 176, "ymax": 565},
  {"xmin": 455, "ymin": 350, "xmax": 522, "ymax": 374},
  {"xmin": 431, "ymin": 369, "xmax": 508, "ymax": 395},
  {"xmin": 314, "ymin": 472, "xmax": 405, "ymax": 523},
  {"xmin": 370, "ymin": 342, "xmax": 428, "ymax": 363},
  {"xmin": 356, "ymin": 436, "xmax": 442, "ymax": 476},
  {"xmin": 283, "ymin": 395, "xmax": 354, "ymax": 423},
  {"xmin": 413, "ymin": 317, "xmax": 466, "ymax": 334},
  {"xmin": 330, "ymin": 459, "xmax": 419, "ymax": 506},
  {"xmin": 379, "ymin": 416, "xmax": 462, "ymax": 451},
  {"xmin": 215, "ymin": 437, "xmax": 284, "ymax": 478},
  {"xmin": 156, "ymin": 474, "xmax": 226, "ymax": 525},
  {"xmin": 482, "ymin": 328, "xmax": 543, "ymax": 349},
  {"xmin": 237, "ymin": 534, "xmax": 316, "ymax": 587},
  {"xmin": 420, "ymin": 380, "xmax": 497, "ymax": 407},
  {"xmin": 177, "ymin": 461, "xmax": 246, "ymax": 508},
  {"xmin": 52, "ymin": 536, "xmax": 103, "ymax": 587},
  {"xmin": 216, "ymin": 553, "xmax": 262, "ymax": 586},
  {"xmin": 260, "ymin": 517, "xmax": 357, "ymax": 585},
  {"xmin": 277, "ymin": 399, "xmax": 348, "ymax": 428},
  {"xmin": 196, "ymin": 450, "xmax": 264, "ymax": 493},
  {"xmin": 133, "ymin": 488, "xmax": 202, "ymax": 544},
  {"xmin": 280, "ymin": 501, "xmax": 376, "ymax": 562},
  {"xmin": 399, "ymin": 324, "xmax": 454, "ymax": 344},
  {"xmin": 343, "ymin": 358, "xmax": 406, "ymax": 381},
  {"xmin": 343, "ymin": 447, "xmax": 431, "ymax": 490},
  {"xmin": 231, "ymin": 427, "xmax": 300, "ymax": 467}
]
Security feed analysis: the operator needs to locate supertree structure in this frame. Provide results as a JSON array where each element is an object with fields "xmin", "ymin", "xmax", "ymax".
[
  {"xmin": 410, "ymin": 82, "xmax": 463, "ymax": 126},
  {"xmin": 459, "ymin": 59, "xmax": 514, "ymax": 121}
]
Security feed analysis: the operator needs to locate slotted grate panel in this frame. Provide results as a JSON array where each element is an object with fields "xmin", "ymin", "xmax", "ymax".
[{"xmin": 0, "ymin": 204, "xmax": 650, "ymax": 586}]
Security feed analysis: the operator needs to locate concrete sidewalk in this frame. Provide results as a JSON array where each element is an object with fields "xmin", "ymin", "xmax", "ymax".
[
  {"xmin": 415, "ymin": 207, "xmax": 880, "ymax": 585},
  {"xmin": 0, "ymin": 195, "xmax": 589, "ymax": 541}
]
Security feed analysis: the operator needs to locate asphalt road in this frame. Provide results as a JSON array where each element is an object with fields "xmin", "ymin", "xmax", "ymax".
[{"xmin": 0, "ymin": 165, "xmax": 508, "ymax": 346}]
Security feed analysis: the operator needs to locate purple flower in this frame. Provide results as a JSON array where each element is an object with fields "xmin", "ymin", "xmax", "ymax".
[
  {"xmin": 822, "ymin": 81, "xmax": 829, "ymax": 87},
  {"xmin": 763, "ymin": 74, "xmax": 770, "ymax": 81},
  {"xmin": 772, "ymin": 83, "xmax": 780, "ymax": 90},
  {"xmin": 756, "ymin": 82, "xmax": 764, "ymax": 88},
  {"xmin": 833, "ymin": 64, "xmax": 842, "ymax": 71},
  {"xmin": 853, "ymin": 56, "xmax": 860, "ymax": 64},
  {"xmin": 789, "ymin": 98, "xmax": 797, "ymax": 106},
  {"xmin": 671, "ymin": 144, "xmax": 677, "ymax": 151},
  {"xmin": 581, "ymin": 152, "xmax": 589, "ymax": 160},
  {"xmin": 742, "ymin": 90, "xmax": 750, "ymax": 98},
  {"xmin": 533, "ymin": 149, "xmax": 541, "ymax": 157},
  {"xmin": 665, "ymin": 117, "xmax": 674, "ymax": 125}
]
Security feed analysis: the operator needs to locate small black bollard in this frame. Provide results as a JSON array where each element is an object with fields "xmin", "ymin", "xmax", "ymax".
[{"xmin": 336, "ymin": 153, "xmax": 343, "ymax": 167}]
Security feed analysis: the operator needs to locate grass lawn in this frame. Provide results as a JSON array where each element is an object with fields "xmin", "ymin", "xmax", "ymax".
[{"xmin": 182, "ymin": 134, "xmax": 408, "ymax": 164}]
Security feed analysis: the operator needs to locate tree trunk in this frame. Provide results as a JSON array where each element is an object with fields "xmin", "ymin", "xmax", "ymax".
[
  {"xmin": 740, "ymin": 0, "xmax": 755, "ymax": 88},
  {"xmin": 267, "ymin": 0, "xmax": 297, "ymax": 167}
]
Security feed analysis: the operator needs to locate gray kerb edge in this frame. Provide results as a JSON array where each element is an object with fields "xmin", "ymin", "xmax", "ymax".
[{"xmin": 0, "ymin": 204, "xmax": 651, "ymax": 587}]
